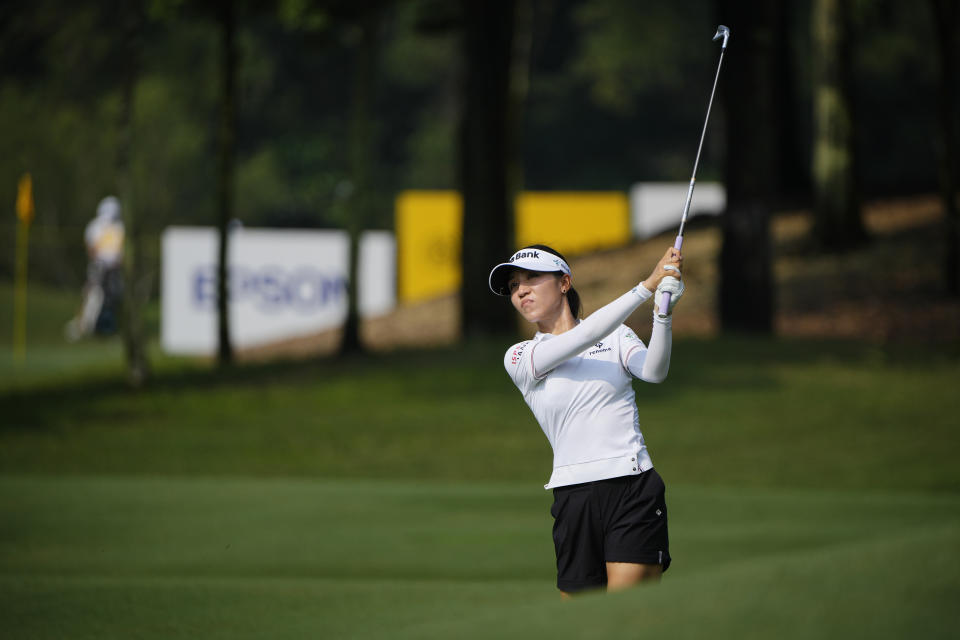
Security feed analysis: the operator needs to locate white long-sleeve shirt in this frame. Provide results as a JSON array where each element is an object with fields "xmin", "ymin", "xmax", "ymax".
[{"xmin": 504, "ymin": 284, "xmax": 671, "ymax": 489}]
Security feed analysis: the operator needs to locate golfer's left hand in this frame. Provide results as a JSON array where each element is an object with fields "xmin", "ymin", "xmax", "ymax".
[{"xmin": 643, "ymin": 247, "xmax": 682, "ymax": 291}]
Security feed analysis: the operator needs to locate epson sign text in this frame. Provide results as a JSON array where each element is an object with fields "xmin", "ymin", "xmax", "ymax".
[
  {"xmin": 191, "ymin": 265, "xmax": 347, "ymax": 314},
  {"xmin": 162, "ymin": 227, "xmax": 395, "ymax": 355}
]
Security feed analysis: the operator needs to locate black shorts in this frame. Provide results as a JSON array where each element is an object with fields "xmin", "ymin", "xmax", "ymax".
[{"xmin": 550, "ymin": 468, "xmax": 670, "ymax": 593}]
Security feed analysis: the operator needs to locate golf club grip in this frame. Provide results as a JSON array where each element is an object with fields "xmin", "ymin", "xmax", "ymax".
[{"xmin": 657, "ymin": 236, "xmax": 684, "ymax": 318}]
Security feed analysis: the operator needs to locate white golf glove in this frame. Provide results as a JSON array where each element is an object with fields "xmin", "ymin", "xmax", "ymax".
[{"xmin": 655, "ymin": 273, "xmax": 684, "ymax": 316}]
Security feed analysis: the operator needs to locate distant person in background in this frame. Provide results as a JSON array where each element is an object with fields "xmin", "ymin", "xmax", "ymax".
[
  {"xmin": 489, "ymin": 243, "xmax": 683, "ymax": 598},
  {"xmin": 65, "ymin": 196, "xmax": 125, "ymax": 341}
]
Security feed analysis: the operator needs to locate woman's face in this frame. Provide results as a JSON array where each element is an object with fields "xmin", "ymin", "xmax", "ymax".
[{"xmin": 508, "ymin": 269, "xmax": 567, "ymax": 323}]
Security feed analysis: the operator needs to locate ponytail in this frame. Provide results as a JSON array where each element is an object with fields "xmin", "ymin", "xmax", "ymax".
[{"xmin": 566, "ymin": 286, "xmax": 582, "ymax": 319}]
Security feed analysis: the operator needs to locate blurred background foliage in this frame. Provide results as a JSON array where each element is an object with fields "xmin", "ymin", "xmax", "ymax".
[{"xmin": 0, "ymin": 0, "xmax": 947, "ymax": 290}]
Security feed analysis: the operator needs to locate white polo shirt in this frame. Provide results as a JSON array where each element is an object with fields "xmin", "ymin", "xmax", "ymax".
[
  {"xmin": 503, "ymin": 286, "xmax": 671, "ymax": 489},
  {"xmin": 84, "ymin": 215, "xmax": 125, "ymax": 267}
]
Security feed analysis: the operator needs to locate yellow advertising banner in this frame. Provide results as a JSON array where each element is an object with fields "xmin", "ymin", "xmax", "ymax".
[
  {"xmin": 515, "ymin": 191, "xmax": 629, "ymax": 254},
  {"xmin": 396, "ymin": 190, "xmax": 463, "ymax": 303},
  {"xmin": 395, "ymin": 190, "xmax": 630, "ymax": 303}
]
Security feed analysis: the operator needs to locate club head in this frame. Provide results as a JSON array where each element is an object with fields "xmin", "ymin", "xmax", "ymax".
[{"xmin": 713, "ymin": 25, "xmax": 730, "ymax": 49}]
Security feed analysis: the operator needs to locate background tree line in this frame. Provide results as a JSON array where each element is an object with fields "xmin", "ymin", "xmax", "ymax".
[{"xmin": 0, "ymin": 0, "xmax": 956, "ymax": 373}]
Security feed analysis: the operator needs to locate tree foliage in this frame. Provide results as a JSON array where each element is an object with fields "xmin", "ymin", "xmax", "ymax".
[
  {"xmin": 811, "ymin": 0, "xmax": 865, "ymax": 250},
  {"xmin": 0, "ymin": 0, "xmax": 950, "ymax": 340}
]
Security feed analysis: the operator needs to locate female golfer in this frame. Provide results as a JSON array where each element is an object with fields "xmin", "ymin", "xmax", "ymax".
[{"xmin": 489, "ymin": 243, "xmax": 683, "ymax": 596}]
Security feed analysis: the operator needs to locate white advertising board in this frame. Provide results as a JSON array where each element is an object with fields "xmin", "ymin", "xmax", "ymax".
[
  {"xmin": 162, "ymin": 227, "xmax": 395, "ymax": 355},
  {"xmin": 629, "ymin": 182, "xmax": 726, "ymax": 239},
  {"xmin": 358, "ymin": 230, "xmax": 396, "ymax": 317}
]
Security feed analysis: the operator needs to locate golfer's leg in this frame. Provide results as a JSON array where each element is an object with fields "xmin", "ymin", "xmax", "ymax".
[
  {"xmin": 80, "ymin": 285, "xmax": 104, "ymax": 333},
  {"xmin": 605, "ymin": 562, "xmax": 662, "ymax": 591}
]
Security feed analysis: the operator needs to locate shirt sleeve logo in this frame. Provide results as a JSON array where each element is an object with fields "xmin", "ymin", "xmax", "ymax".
[{"xmin": 510, "ymin": 342, "xmax": 527, "ymax": 365}]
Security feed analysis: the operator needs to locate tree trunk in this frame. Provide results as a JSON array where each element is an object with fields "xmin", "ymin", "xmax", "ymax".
[
  {"xmin": 930, "ymin": 0, "xmax": 959, "ymax": 296},
  {"xmin": 811, "ymin": 0, "xmax": 865, "ymax": 250},
  {"xmin": 506, "ymin": 0, "xmax": 533, "ymax": 205},
  {"xmin": 340, "ymin": 6, "xmax": 381, "ymax": 357},
  {"xmin": 459, "ymin": 0, "xmax": 516, "ymax": 338},
  {"xmin": 773, "ymin": 0, "xmax": 808, "ymax": 205},
  {"xmin": 216, "ymin": 0, "xmax": 237, "ymax": 366},
  {"xmin": 117, "ymin": 7, "xmax": 150, "ymax": 387},
  {"xmin": 717, "ymin": 0, "xmax": 777, "ymax": 333}
]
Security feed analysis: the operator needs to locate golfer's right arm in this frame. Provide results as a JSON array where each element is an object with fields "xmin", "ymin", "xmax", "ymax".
[
  {"xmin": 529, "ymin": 247, "xmax": 681, "ymax": 379},
  {"xmin": 529, "ymin": 286, "xmax": 651, "ymax": 378}
]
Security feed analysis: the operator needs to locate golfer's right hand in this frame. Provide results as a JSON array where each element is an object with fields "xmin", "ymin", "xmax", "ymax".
[{"xmin": 643, "ymin": 247, "xmax": 682, "ymax": 292}]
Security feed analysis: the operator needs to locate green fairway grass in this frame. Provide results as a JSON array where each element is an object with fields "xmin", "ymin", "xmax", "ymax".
[
  {"xmin": 1, "ymin": 477, "xmax": 957, "ymax": 639},
  {"xmin": 2, "ymin": 283, "xmax": 959, "ymax": 637},
  {"xmin": 1, "ymin": 336, "xmax": 958, "ymax": 492},
  {"xmin": 0, "ymin": 281, "xmax": 161, "ymax": 388}
]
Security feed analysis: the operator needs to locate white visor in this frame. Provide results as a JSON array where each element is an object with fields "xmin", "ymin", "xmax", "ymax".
[{"xmin": 488, "ymin": 248, "xmax": 571, "ymax": 296}]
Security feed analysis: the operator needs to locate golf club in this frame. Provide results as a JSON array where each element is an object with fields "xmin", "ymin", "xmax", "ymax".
[{"xmin": 658, "ymin": 25, "xmax": 729, "ymax": 318}]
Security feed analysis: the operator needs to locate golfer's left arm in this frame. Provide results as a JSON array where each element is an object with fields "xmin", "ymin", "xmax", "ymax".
[
  {"xmin": 624, "ymin": 315, "xmax": 672, "ymax": 383},
  {"xmin": 623, "ymin": 272, "xmax": 683, "ymax": 383}
]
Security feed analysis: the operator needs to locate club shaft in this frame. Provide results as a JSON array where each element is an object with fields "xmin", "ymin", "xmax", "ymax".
[
  {"xmin": 658, "ymin": 29, "xmax": 728, "ymax": 319},
  {"xmin": 677, "ymin": 46, "xmax": 726, "ymax": 239}
]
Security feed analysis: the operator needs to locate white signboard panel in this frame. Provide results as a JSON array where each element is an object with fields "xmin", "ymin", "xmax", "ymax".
[
  {"xmin": 629, "ymin": 182, "xmax": 726, "ymax": 239},
  {"xmin": 358, "ymin": 230, "xmax": 396, "ymax": 318},
  {"xmin": 162, "ymin": 227, "xmax": 395, "ymax": 355}
]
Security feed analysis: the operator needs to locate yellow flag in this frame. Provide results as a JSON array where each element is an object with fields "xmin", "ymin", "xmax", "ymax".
[
  {"xmin": 16, "ymin": 173, "xmax": 35, "ymax": 224},
  {"xmin": 14, "ymin": 173, "xmax": 33, "ymax": 363}
]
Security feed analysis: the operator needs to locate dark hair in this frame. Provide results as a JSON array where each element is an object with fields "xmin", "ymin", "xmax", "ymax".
[{"xmin": 522, "ymin": 244, "xmax": 582, "ymax": 318}]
